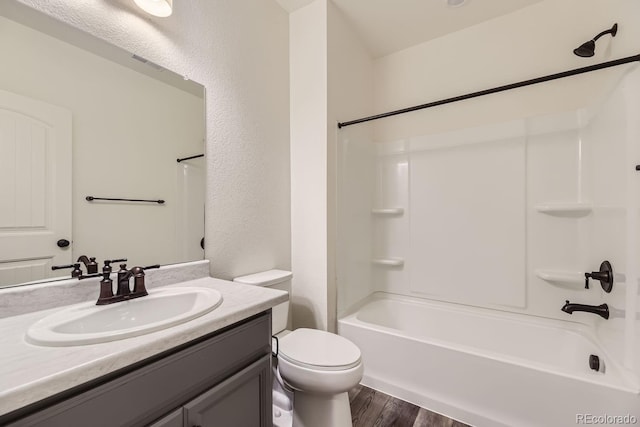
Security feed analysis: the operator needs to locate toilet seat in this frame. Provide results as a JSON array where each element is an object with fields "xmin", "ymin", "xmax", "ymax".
[{"xmin": 278, "ymin": 328, "xmax": 361, "ymax": 371}]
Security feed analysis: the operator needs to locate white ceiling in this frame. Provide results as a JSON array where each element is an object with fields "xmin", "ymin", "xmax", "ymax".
[{"xmin": 278, "ymin": 0, "xmax": 543, "ymax": 58}]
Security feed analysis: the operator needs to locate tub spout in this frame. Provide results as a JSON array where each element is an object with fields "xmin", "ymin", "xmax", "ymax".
[{"xmin": 561, "ymin": 300, "xmax": 609, "ymax": 319}]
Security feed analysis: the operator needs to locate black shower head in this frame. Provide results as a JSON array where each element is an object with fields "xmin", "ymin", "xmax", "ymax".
[
  {"xmin": 573, "ymin": 40, "xmax": 596, "ymax": 57},
  {"xmin": 574, "ymin": 23, "xmax": 618, "ymax": 57}
]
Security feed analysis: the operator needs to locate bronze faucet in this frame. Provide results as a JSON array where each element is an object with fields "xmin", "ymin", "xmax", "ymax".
[
  {"xmin": 96, "ymin": 260, "xmax": 149, "ymax": 305},
  {"xmin": 561, "ymin": 300, "xmax": 609, "ymax": 319}
]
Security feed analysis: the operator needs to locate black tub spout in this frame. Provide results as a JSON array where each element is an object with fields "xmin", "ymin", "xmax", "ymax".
[{"xmin": 561, "ymin": 300, "xmax": 609, "ymax": 319}]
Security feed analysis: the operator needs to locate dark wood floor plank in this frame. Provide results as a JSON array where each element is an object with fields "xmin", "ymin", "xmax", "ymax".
[
  {"xmin": 349, "ymin": 383, "xmax": 364, "ymax": 404},
  {"xmin": 373, "ymin": 397, "xmax": 421, "ymax": 427},
  {"xmin": 413, "ymin": 407, "xmax": 457, "ymax": 427},
  {"xmin": 350, "ymin": 386, "xmax": 391, "ymax": 427},
  {"xmin": 349, "ymin": 385, "xmax": 470, "ymax": 427}
]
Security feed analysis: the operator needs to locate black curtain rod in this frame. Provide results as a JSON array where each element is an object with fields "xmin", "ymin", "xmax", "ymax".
[{"xmin": 337, "ymin": 54, "xmax": 640, "ymax": 129}]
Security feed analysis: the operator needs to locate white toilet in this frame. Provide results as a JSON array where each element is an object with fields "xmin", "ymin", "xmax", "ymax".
[{"xmin": 233, "ymin": 270, "xmax": 363, "ymax": 427}]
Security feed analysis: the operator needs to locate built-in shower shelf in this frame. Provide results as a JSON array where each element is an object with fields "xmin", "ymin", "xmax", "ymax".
[
  {"xmin": 372, "ymin": 258, "xmax": 404, "ymax": 267},
  {"xmin": 535, "ymin": 202, "xmax": 592, "ymax": 217},
  {"xmin": 535, "ymin": 270, "xmax": 584, "ymax": 289},
  {"xmin": 371, "ymin": 208, "xmax": 404, "ymax": 216}
]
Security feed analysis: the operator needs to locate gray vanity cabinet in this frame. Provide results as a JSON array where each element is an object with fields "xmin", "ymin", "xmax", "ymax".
[
  {"xmin": 182, "ymin": 356, "xmax": 270, "ymax": 426},
  {"xmin": 4, "ymin": 312, "xmax": 272, "ymax": 427},
  {"xmin": 150, "ymin": 355, "xmax": 271, "ymax": 427},
  {"xmin": 151, "ymin": 409, "xmax": 183, "ymax": 427}
]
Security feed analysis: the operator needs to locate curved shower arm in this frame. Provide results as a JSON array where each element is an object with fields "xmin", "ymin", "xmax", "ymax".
[{"xmin": 592, "ymin": 23, "xmax": 618, "ymax": 42}]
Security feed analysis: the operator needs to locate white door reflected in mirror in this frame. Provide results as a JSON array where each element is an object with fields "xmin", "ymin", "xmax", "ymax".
[{"xmin": 0, "ymin": 89, "xmax": 72, "ymax": 286}]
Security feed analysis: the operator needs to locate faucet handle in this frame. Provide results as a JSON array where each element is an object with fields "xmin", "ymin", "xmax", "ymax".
[
  {"xmin": 102, "ymin": 259, "xmax": 126, "ymax": 274},
  {"xmin": 585, "ymin": 261, "xmax": 614, "ymax": 293},
  {"xmin": 51, "ymin": 263, "xmax": 83, "ymax": 277},
  {"xmin": 116, "ymin": 263, "xmax": 131, "ymax": 296},
  {"xmin": 131, "ymin": 266, "xmax": 148, "ymax": 296}
]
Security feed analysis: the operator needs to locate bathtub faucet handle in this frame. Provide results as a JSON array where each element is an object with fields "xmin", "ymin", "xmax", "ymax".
[{"xmin": 584, "ymin": 261, "xmax": 614, "ymax": 293}]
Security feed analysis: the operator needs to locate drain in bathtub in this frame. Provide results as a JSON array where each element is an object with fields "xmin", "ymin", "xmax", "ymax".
[{"xmin": 589, "ymin": 354, "xmax": 605, "ymax": 373}]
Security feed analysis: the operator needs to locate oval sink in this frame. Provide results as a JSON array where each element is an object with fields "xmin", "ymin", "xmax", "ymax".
[{"xmin": 26, "ymin": 286, "xmax": 223, "ymax": 347}]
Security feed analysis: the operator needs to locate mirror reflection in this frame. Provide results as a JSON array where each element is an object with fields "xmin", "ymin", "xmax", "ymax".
[{"xmin": 0, "ymin": 3, "xmax": 205, "ymax": 288}]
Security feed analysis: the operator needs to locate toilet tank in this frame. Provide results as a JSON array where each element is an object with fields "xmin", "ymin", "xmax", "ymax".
[{"xmin": 233, "ymin": 269, "xmax": 292, "ymax": 334}]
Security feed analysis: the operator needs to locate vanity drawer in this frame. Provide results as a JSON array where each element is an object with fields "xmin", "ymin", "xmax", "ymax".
[{"xmin": 6, "ymin": 312, "xmax": 271, "ymax": 427}]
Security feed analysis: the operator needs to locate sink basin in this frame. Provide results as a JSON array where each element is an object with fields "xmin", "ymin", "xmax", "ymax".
[{"xmin": 26, "ymin": 286, "xmax": 223, "ymax": 347}]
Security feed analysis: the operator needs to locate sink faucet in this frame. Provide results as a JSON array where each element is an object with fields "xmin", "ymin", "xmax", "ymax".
[
  {"xmin": 96, "ymin": 259, "xmax": 150, "ymax": 305},
  {"xmin": 561, "ymin": 300, "xmax": 609, "ymax": 319}
]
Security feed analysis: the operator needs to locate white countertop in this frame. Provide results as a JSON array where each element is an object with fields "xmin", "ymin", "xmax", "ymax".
[{"xmin": 0, "ymin": 277, "xmax": 288, "ymax": 417}]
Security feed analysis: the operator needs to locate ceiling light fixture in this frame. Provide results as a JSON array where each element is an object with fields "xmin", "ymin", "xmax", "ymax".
[{"xmin": 133, "ymin": 0, "xmax": 173, "ymax": 17}]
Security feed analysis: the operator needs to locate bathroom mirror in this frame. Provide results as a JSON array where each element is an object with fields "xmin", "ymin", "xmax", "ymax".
[{"xmin": 0, "ymin": 2, "xmax": 205, "ymax": 288}]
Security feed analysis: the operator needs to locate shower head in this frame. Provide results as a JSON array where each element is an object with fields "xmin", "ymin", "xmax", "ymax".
[
  {"xmin": 573, "ymin": 23, "xmax": 618, "ymax": 57},
  {"xmin": 573, "ymin": 40, "xmax": 596, "ymax": 57}
]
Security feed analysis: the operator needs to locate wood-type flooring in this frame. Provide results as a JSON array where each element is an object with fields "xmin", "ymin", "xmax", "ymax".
[{"xmin": 349, "ymin": 384, "xmax": 470, "ymax": 427}]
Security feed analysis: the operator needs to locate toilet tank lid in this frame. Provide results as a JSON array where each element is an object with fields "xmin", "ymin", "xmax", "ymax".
[{"xmin": 233, "ymin": 269, "xmax": 292, "ymax": 286}]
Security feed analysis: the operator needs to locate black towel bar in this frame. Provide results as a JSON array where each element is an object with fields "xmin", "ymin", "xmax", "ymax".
[
  {"xmin": 86, "ymin": 196, "xmax": 165, "ymax": 204},
  {"xmin": 176, "ymin": 154, "xmax": 204, "ymax": 163}
]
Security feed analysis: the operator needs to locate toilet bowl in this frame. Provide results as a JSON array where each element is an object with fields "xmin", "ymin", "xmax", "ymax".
[
  {"xmin": 278, "ymin": 328, "xmax": 363, "ymax": 427},
  {"xmin": 234, "ymin": 270, "xmax": 363, "ymax": 427}
]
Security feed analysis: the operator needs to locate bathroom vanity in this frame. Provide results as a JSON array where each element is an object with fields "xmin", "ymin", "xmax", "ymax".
[{"xmin": 0, "ymin": 273, "xmax": 288, "ymax": 427}]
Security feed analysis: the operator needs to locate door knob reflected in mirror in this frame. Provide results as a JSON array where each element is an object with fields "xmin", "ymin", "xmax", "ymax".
[{"xmin": 57, "ymin": 239, "xmax": 70, "ymax": 248}]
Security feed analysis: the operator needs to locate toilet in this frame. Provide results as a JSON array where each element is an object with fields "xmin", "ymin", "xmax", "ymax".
[{"xmin": 233, "ymin": 270, "xmax": 363, "ymax": 427}]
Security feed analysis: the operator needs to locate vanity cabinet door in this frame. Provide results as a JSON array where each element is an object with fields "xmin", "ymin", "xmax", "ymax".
[
  {"xmin": 184, "ymin": 355, "xmax": 271, "ymax": 427},
  {"xmin": 149, "ymin": 409, "xmax": 183, "ymax": 427}
]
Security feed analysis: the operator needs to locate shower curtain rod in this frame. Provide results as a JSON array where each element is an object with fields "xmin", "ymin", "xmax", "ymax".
[{"xmin": 337, "ymin": 54, "xmax": 640, "ymax": 129}]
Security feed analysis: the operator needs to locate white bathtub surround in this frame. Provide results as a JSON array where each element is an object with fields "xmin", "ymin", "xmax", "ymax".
[
  {"xmin": 0, "ymin": 260, "xmax": 210, "ymax": 319},
  {"xmin": 409, "ymin": 128, "xmax": 526, "ymax": 308},
  {"xmin": 339, "ymin": 293, "xmax": 640, "ymax": 427},
  {"xmin": 337, "ymin": 56, "xmax": 640, "ymax": 424},
  {"xmin": 0, "ymin": 277, "xmax": 288, "ymax": 417}
]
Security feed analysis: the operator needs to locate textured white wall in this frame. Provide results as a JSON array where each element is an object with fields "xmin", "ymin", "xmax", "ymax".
[
  {"xmin": 289, "ymin": 0, "xmax": 374, "ymax": 330},
  {"xmin": 290, "ymin": 0, "xmax": 328, "ymax": 330},
  {"xmin": 14, "ymin": 0, "xmax": 292, "ymax": 279}
]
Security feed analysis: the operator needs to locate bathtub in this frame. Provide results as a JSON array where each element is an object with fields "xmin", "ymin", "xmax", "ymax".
[{"xmin": 338, "ymin": 292, "xmax": 640, "ymax": 427}]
